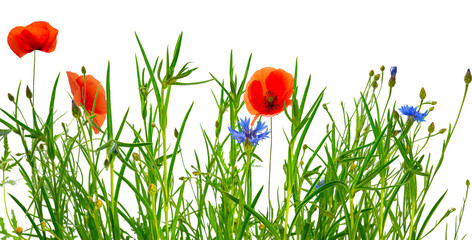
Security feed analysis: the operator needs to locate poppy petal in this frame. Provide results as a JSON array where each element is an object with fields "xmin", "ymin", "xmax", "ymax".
[
  {"xmin": 246, "ymin": 80, "xmax": 267, "ymax": 113},
  {"xmin": 7, "ymin": 27, "xmax": 32, "ymax": 58},
  {"xmin": 66, "ymin": 71, "xmax": 82, "ymax": 104},
  {"xmin": 265, "ymin": 69, "xmax": 293, "ymax": 102},
  {"xmin": 247, "ymin": 67, "xmax": 276, "ymax": 92},
  {"xmin": 28, "ymin": 21, "xmax": 58, "ymax": 53}
]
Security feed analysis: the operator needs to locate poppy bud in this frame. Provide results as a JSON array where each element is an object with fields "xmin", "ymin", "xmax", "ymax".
[
  {"xmin": 431, "ymin": 101, "xmax": 437, "ymax": 105},
  {"xmin": 8, "ymin": 93, "xmax": 14, "ymax": 102},
  {"xmin": 466, "ymin": 179, "xmax": 470, "ymax": 186},
  {"xmin": 465, "ymin": 69, "xmax": 471, "ymax": 85},
  {"xmin": 94, "ymin": 199, "xmax": 103, "ymax": 210},
  {"xmin": 72, "ymin": 101, "xmax": 82, "ymax": 119},
  {"xmin": 374, "ymin": 74, "xmax": 381, "ymax": 81},
  {"xmin": 15, "ymin": 226, "xmax": 23, "ymax": 235},
  {"xmin": 149, "ymin": 184, "xmax": 157, "ymax": 195},
  {"xmin": 428, "ymin": 122, "xmax": 435, "ymax": 133},
  {"xmin": 174, "ymin": 128, "xmax": 179, "ymax": 138},
  {"xmin": 380, "ymin": 65, "xmax": 385, "ymax": 71},
  {"xmin": 81, "ymin": 66, "xmax": 87, "ymax": 75},
  {"xmin": 419, "ymin": 88, "xmax": 426, "ymax": 100},
  {"xmin": 438, "ymin": 128, "xmax": 447, "ymax": 134},
  {"xmin": 369, "ymin": 70, "xmax": 374, "ymax": 77},
  {"xmin": 26, "ymin": 85, "xmax": 32, "ymax": 99}
]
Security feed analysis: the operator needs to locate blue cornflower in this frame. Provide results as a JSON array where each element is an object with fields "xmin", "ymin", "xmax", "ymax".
[
  {"xmin": 228, "ymin": 117, "xmax": 270, "ymax": 146},
  {"xmin": 315, "ymin": 179, "xmax": 325, "ymax": 189},
  {"xmin": 398, "ymin": 105, "xmax": 428, "ymax": 122},
  {"xmin": 390, "ymin": 66, "xmax": 397, "ymax": 77}
]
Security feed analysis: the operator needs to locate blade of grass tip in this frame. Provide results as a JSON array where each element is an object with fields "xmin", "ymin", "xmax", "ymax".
[
  {"xmin": 360, "ymin": 93, "xmax": 379, "ymax": 137},
  {"xmin": 40, "ymin": 183, "xmax": 62, "ymax": 238},
  {"xmin": 9, "ymin": 194, "xmax": 45, "ymax": 240},
  {"xmin": 299, "ymin": 75, "xmax": 312, "ymax": 118},
  {"xmin": 106, "ymin": 61, "xmax": 113, "ymax": 140},
  {"xmin": 170, "ymin": 32, "xmax": 183, "ymax": 70},
  {"xmin": 417, "ymin": 191, "xmax": 447, "ymax": 239},
  {"xmin": 44, "ymin": 73, "xmax": 60, "ymax": 161},
  {"xmin": 236, "ymin": 53, "xmax": 253, "ymax": 95},
  {"xmin": 236, "ymin": 187, "xmax": 264, "ymax": 240},
  {"xmin": 167, "ymin": 103, "xmax": 193, "ymax": 185},
  {"xmin": 135, "ymin": 32, "xmax": 162, "ymax": 104}
]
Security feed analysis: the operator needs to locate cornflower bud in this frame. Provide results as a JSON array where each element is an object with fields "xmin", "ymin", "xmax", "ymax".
[
  {"xmin": 72, "ymin": 101, "xmax": 82, "ymax": 119},
  {"xmin": 26, "ymin": 85, "xmax": 32, "ymax": 99},
  {"xmin": 438, "ymin": 128, "xmax": 447, "ymax": 134},
  {"xmin": 466, "ymin": 179, "xmax": 470, "ymax": 186},
  {"xmin": 419, "ymin": 87, "xmax": 426, "ymax": 100},
  {"xmin": 374, "ymin": 74, "xmax": 381, "ymax": 81},
  {"xmin": 15, "ymin": 227, "xmax": 23, "ymax": 235},
  {"xmin": 429, "ymin": 107, "xmax": 434, "ymax": 112},
  {"xmin": 388, "ymin": 78, "xmax": 396, "ymax": 88},
  {"xmin": 465, "ymin": 69, "xmax": 471, "ymax": 85},
  {"xmin": 428, "ymin": 122, "xmax": 435, "ymax": 134},
  {"xmin": 431, "ymin": 101, "xmax": 437, "ymax": 105},
  {"xmin": 372, "ymin": 80, "xmax": 378, "ymax": 90},
  {"xmin": 393, "ymin": 111, "xmax": 399, "ymax": 121},
  {"xmin": 149, "ymin": 184, "xmax": 157, "ymax": 195},
  {"xmin": 369, "ymin": 70, "xmax": 374, "ymax": 77},
  {"xmin": 8, "ymin": 93, "xmax": 15, "ymax": 102},
  {"xmin": 380, "ymin": 65, "xmax": 385, "ymax": 71}
]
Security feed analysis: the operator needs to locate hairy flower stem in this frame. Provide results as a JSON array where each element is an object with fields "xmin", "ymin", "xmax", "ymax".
[{"xmin": 268, "ymin": 117, "xmax": 273, "ymax": 220}]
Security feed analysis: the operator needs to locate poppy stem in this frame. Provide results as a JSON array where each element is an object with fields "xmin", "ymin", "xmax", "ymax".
[
  {"xmin": 32, "ymin": 50, "xmax": 36, "ymax": 106},
  {"xmin": 268, "ymin": 117, "xmax": 273, "ymax": 220}
]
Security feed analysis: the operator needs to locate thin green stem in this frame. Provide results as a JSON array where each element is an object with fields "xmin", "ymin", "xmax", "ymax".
[
  {"xmin": 268, "ymin": 117, "xmax": 273, "ymax": 221},
  {"xmin": 32, "ymin": 50, "xmax": 36, "ymax": 106}
]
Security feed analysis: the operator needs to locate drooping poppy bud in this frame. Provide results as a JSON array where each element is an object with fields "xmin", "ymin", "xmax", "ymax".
[
  {"xmin": 72, "ymin": 101, "xmax": 82, "ymax": 119},
  {"xmin": 8, "ymin": 93, "xmax": 15, "ymax": 102},
  {"xmin": 26, "ymin": 85, "xmax": 32, "ymax": 99}
]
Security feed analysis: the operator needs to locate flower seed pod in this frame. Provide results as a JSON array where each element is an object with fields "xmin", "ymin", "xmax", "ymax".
[
  {"xmin": 26, "ymin": 85, "xmax": 32, "ymax": 99},
  {"xmin": 428, "ymin": 122, "xmax": 435, "ymax": 134},
  {"xmin": 8, "ymin": 93, "xmax": 14, "ymax": 102},
  {"xmin": 419, "ymin": 87, "xmax": 426, "ymax": 100}
]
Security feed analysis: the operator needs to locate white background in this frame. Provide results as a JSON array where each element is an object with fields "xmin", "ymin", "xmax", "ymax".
[{"xmin": 1, "ymin": 1, "xmax": 471, "ymax": 238}]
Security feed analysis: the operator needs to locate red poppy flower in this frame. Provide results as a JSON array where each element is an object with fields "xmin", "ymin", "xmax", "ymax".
[
  {"xmin": 67, "ymin": 71, "xmax": 107, "ymax": 134},
  {"xmin": 7, "ymin": 21, "xmax": 58, "ymax": 58},
  {"xmin": 244, "ymin": 67, "xmax": 294, "ymax": 126}
]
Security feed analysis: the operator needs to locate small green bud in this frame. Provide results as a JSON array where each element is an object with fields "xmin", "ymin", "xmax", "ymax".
[
  {"xmin": 26, "ymin": 85, "xmax": 32, "ymax": 99},
  {"xmin": 380, "ymin": 65, "xmax": 385, "ymax": 71},
  {"xmin": 438, "ymin": 128, "xmax": 447, "ymax": 134},
  {"xmin": 393, "ymin": 111, "xmax": 399, "ymax": 121},
  {"xmin": 466, "ymin": 179, "xmax": 470, "ymax": 186},
  {"xmin": 419, "ymin": 87, "xmax": 426, "ymax": 100},
  {"xmin": 393, "ymin": 130, "xmax": 401, "ymax": 136},
  {"xmin": 374, "ymin": 74, "xmax": 381, "ymax": 81},
  {"xmin": 15, "ymin": 227, "xmax": 23, "ymax": 235},
  {"xmin": 174, "ymin": 128, "xmax": 179, "ymax": 138},
  {"xmin": 8, "ymin": 93, "xmax": 14, "ymax": 102},
  {"xmin": 215, "ymin": 120, "xmax": 219, "ymax": 128},
  {"xmin": 148, "ymin": 184, "xmax": 157, "ymax": 195},
  {"xmin": 431, "ymin": 101, "xmax": 437, "ymax": 105},
  {"xmin": 132, "ymin": 152, "xmax": 140, "ymax": 161},
  {"xmin": 429, "ymin": 107, "xmax": 434, "ymax": 112},
  {"xmin": 259, "ymin": 223, "xmax": 265, "ymax": 230},
  {"xmin": 192, "ymin": 171, "xmax": 201, "ymax": 176},
  {"xmin": 40, "ymin": 221, "xmax": 47, "ymax": 229},
  {"xmin": 322, "ymin": 103, "xmax": 328, "ymax": 110},
  {"xmin": 151, "ymin": 123, "xmax": 156, "ymax": 128},
  {"xmin": 371, "ymin": 80, "xmax": 378, "ymax": 89},
  {"xmin": 428, "ymin": 122, "xmax": 435, "ymax": 133},
  {"xmin": 302, "ymin": 144, "xmax": 308, "ymax": 151},
  {"xmin": 72, "ymin": 101, "xmax": 82, "ymax": 119},
  {"xmin": 179, "ymin": 176, "xmax": 186, "ymax": 181},
  {"xmin": 299, "ymin": 160, "xmax": 304, "ymax": 166},
  {"xmin": 104, "ymin": 159, "xmax": 110, "ymax": 170},
  {"xmin": 369, "ymin": 70, "xmax": 374, "ymax": 77},
  {"xmin": 81, "ymin": 66, "xmax": 87, "ymax": 75},
  {"xmin": 350, "ymin": 163, "xmax": 356, "ymax": 172},
  {"xmin": 465, "ymin": 69, "xmax": 471, "ymax": 85}
]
